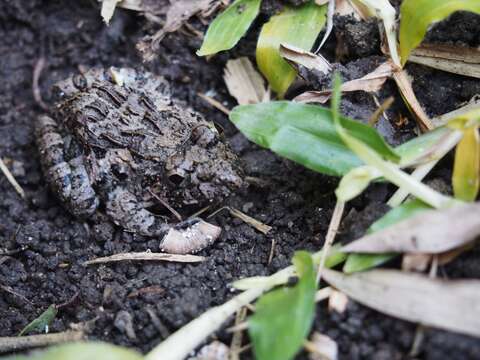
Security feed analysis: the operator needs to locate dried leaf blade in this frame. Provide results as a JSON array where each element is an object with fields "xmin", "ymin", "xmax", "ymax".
[
  {"xmin": 323, "ymin": 268, "xmax": 480, "ymax": 338},
  {"xmin": 342, "ymin": 202, "xmax": 480, "ymax": 254}
]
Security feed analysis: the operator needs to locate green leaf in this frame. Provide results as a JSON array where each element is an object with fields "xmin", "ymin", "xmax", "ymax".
[
  {"xmin": 343, "ymin": 199, "xmax": 431, "ymax": 273},
  {"xmin": 197, "ymin": 0, "xmax": 261, "ymax": 56},
  {"xmin": 230, "ymin": 101, "xmax": 399, "ymax": 177},
  {"xmin": 336, "ymin": 166, "xmax": 381, "ymax": 202},
  {"xmin": 249, "ymin": 251, "xmax": 316, "ymax": 360},
  {"xmin": 18, "ymin": 305, "xmax": 58, "ymax": 336},
  {"xmin": 452, "ymin": 127, "xmax": 480, "ymax": 201},
  {"xmin": 256, "ymin": 2, "xmax": 327, "ymax": 96},
  {"xmin": 2, "ymin": 342, "xmax": 143, "ymax": 360},
  {"xmin": 399, "ymin": 0, "xmax": 480, "ymax": 66}
]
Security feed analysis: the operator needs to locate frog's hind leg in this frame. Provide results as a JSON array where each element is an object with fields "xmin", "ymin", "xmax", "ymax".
[
  {"xmin": 105, "ymin": 186, "xmax": 171, "ymax": 236},
  {"xmin": 35, "ymin": 115, "xmax": 99, "ymax": 218}
]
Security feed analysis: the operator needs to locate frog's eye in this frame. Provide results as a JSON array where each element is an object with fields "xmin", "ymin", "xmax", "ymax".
[
  {"xmin": 167, "ymin": 171, "xmax": 185, "ymax": 186},
  {"xmin": 72, "ymin": 73, "xmax": 88, "ymax": 90}
]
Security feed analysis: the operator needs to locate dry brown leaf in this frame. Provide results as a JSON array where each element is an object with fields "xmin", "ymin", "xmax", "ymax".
[
  {"xmin": 346, "ymin": 0, "xmax": 373, "ymax": 20},
  {"xmin": 84, "ymin": 251, "xmax": 205, "ymax": 265},
  {"xmin": 328, "ymin": 289, "xmax": 349, "ymax": 313},
  {"xmin": 432, "ymin": 96, "xmax": 480, "ymax": 127},
  {"xmin": 393, "ymin": 69, "xmax": 434, "ymax": 131},
  {"xmin": 294, "ymin": 61, "xmax": 394, "ymax": 104},
  {"xmin": 224, "ymin": 57, "xmax": 267, "ymax": 105},
  {"xmin": 409, "ymin": 44, "xmax": 480, "ymax": 79},
  {"xmin": 138, "ymin": 0, "xmax": 218, "ymax": 60},
  {"xmin": 100, "ymin": 0, "xmax": 122, "ymax": 24},
  {"xmin": 306, "ymin": 332, "xmax": 338, "ymax": 360},
  {"xmin": 323, "ymin": 268, "xmax": 480, "ymax": 338},
  {"xmin": 342, "ymin": 202, "xmax": 480, "ymax": 255},
  {"xmin": 279, "ymin": 44, "xmax": 332, "ymax": 74},
  {"xmin": 402, "ymin": 254, "xmax": 432, "ymax": 272}
]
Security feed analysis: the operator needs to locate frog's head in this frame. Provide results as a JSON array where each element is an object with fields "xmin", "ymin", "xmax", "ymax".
[
  {"xmin": 53, "ymin": 68, "xmax": 171, "ymax": 105},
  {"xmin": 164, "ymin": 122, "xmax": 245, "ymax": 207}
]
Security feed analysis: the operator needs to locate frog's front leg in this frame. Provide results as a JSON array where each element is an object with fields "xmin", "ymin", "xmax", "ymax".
[
  {"xmin": 105, "ymin": 186, "xmax": 171, "ymax": 236},
  {"xmin": 105, "ymin": 187, "xmax": 220, "ymax": 254},
  {"xmin": 35, "ymin": 115, "xmax": 99, "ymax": 218}
]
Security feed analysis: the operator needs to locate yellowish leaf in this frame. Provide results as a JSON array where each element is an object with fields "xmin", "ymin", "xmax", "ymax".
[
  {"xmin": 453, "ymin": 126, "xmax": 480, "ymax": 201},
  {"xmin": 256, "ymin": 2, "xmax": 327, "ymax": 96}
]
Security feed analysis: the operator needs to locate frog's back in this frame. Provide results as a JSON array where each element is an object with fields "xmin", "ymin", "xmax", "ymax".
[{"xmin": 55, "ymin": 68, "xmax": 204, "ymax": 161}]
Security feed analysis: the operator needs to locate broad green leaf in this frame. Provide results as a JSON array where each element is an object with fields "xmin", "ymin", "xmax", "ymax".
[
  {"xmin": 400, "ymin": 0, "xmax": 480, "ymax": 66},
  {"xmin": 18, "ymin": 305, "xmax": 58, "ymax": 336},
  {"xmin": 343, "ymin": 199, "xmax": 431, "ymax": 273},
  {"xmin": 249, "ymin": 251, "xmax": 316, "ymax": 360},
  {"xmin": 3, "ymin": 342, "xmax": 142, "ymax": 360},
  {"xmin": 330, "ymin": 76, "xmax": 454, "ymax": 209},
  {"xmin": 453, "ymin": 127, "xmax": 480, "ymax": 201},
  {"xmin": 256, "ymin": 2, "xmax": 327, "ymax": 96},
  {"xmin": 197, "ymin": 0, "xmax": 261, "ymax": 56},
  {"xmin": 230, "ymin": 101, "xmax": 399, "ymax": 177}
]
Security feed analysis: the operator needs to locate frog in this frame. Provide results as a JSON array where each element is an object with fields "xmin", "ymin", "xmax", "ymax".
[{"xmin": 35, "ymin": 67, "xmax": 245, "ymax": 254}]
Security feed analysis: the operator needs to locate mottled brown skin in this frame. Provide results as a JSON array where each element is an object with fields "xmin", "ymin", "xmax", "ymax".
[{"xmin": 35, "ymin": 68, "xmax": 244, "ymax": 249}]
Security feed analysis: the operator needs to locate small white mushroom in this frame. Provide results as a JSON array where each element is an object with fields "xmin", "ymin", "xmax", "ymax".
[{"xmin": 160, "ymin": 220, "xmax": 221, "ymax": 254}]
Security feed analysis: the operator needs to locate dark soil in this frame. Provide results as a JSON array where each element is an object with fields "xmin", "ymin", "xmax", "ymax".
[{"xmin": 1, "ymin": 1, "xmax": 480, "ymax": 359}]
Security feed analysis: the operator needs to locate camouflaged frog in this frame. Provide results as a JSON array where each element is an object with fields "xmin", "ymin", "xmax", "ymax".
[{"xmin": 35, "ymin": 67, "xmax": 244, "ymax": 253}]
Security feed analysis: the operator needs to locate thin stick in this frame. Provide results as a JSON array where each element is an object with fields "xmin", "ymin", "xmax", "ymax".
[
  {"xmin": 198, "ymin": 93, "xmax": 230, "ymax": 115},
  {"xmin": 229, "ymin": 307, "xmax": 247, "ymax": 360},
  {"xmin": 148, "ymin": 189, "xmax": 182, "ymax": 221},
  {"xmin": 267, "ymin": 238, "xmax": 276, "ymax": 266},
  {"xmin": 33, "ymin": 57, "xmax": 48, "ymax": 111},
  {"xmin": 316, "ymin": 201, "xmax": 345, "ymax": 284},
  {"xmin": 0, "ymin": 158, "xmax": 25, "ymax": 198},
  {"xmin": 84, "ymin": 252, "xmax": 205, "ymax": 265},
  {"xmin": 369, "ymin": 96, "xmax": 394, "ymax": 126},
  {"xmin": 0, "ymin": 331, "xmax": 84, "ymax": 353}
]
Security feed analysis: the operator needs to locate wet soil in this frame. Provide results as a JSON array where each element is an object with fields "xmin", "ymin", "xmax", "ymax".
[{"xmin": 1, "ymin": 1, "xmax": 480, "ymax": 359}]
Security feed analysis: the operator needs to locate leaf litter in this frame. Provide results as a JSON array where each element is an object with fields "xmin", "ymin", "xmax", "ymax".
[
  {"xmin": 322, "ymin": 268, "xmax": 480, "ymax": 338},
  {"xmin": 342, "ymin": 202, "xmax": 480, "ymax": 255}
]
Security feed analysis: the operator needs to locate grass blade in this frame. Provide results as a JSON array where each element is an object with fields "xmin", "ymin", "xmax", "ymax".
[
  {"xmin": 399, "ymin": 0, "xmax": 480, "ymax": 66},
  {"xmin": 230, "ymin": 101, "xmax": 399, "ymax": 177},
  {"xmin": 256, "ymin": 2, "xmax": 327, "ymax": 96},
  {"xmin": 249, "ymin": 252, "xmax": 317, "ymax": 360},
  {"xmin": 453, "ymin": 127, "xmax": 480, "ymax": 201},
  {"xmin": 197, "ymin": 0, "xmax": 261, "ymax": 56}
]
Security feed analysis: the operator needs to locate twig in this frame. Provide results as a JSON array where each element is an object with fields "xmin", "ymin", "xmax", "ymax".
[
  {"xmin": 368, "ymin": 96, "xmax": 394, "ymax": 126},
  {"xmin": 0, "ymin": 158, "xmax": 25, "ymax": 199},
  {"xmin": 198, "ymin": 93, "xmax": 231, "ymax": 115},
  {"xmin": 229, "ymin": 307, "xmax": 247, "ymax": 360},
  {"xmin": 148, "ymin": 189, "xmax": 182, "ymax": 221},
  {"xmin": 33, "ymin": 57, "xmax": 48, "ymax": 111},
  {"xmin": 208, "ymin": 206, "xmax": 272, "ymax": 235},
  {"xmin": 83, "ymin": 252, "xmax": 205, "ymax": 265},
  {"xmin": 0, "ymin": 331, "xmax": 84, "ymax": 353},
  {"xmin": 316, "ymin": 201, "xmax": 345, "ymax": 284},
  {"xmin": 267, "ymin": 238, "xmax": 276, "ymax": 266},
  {"xmin": 0, "ymin": 284, "xmax": 32, "ymax": 304}
]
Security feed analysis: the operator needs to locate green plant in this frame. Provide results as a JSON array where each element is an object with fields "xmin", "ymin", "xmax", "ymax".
[{"xmin": 198, "ymin": 1, "xmax": 327, "ymax": 96}]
